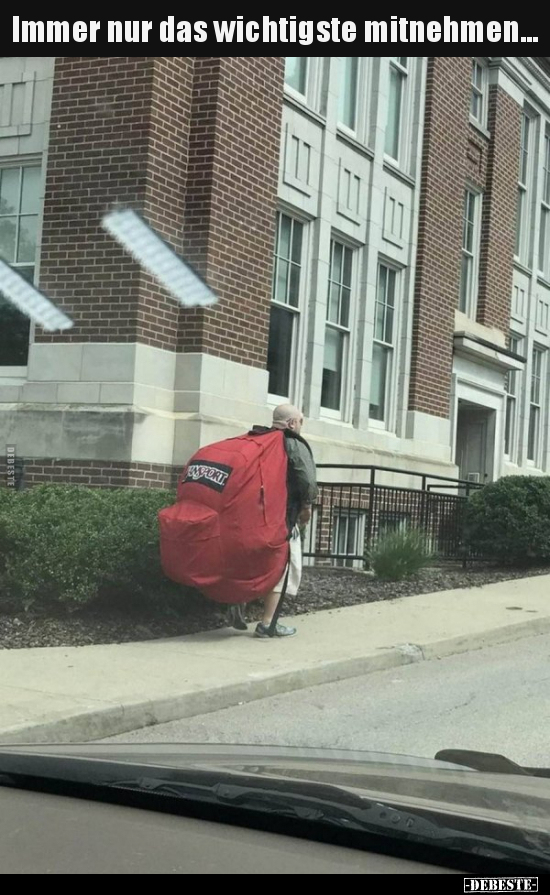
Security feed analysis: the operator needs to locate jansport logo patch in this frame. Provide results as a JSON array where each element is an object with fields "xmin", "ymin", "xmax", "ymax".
[{"xmin": 184, "ymin": 461, "xmax": 232, "ymax": 493}]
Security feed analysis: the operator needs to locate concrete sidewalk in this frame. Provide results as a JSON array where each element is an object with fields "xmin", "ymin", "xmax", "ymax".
[{"xmin": 0, "ymin": 575, "xmax": 549, "ymax": 746}]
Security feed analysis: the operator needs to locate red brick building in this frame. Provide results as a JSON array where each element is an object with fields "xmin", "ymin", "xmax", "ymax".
[{"xmin": 0, "ymin": 56, "xmax": 549, "ymax": 495}]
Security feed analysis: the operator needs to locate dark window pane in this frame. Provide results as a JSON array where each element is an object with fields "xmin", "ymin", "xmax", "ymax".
[
  {"xmin": 385, "ymin": 306, "xmax": 395, "ymax": 344},
  {"xmin": 340, "ymin": 287, "xmax": 351, "ymax": 329},
  {"xmin": 339, "ymin": 57, "xmax": 358, "ymax": 130},
  {"xmin": 0, "ymin": 168, "xmax": 20, "ymax": 216},
  {"xmin": 0, "ymin": 290, "xmax": 31, "ymax": 366},
  {"xmin": 332, "ymin": 242, "xmax": 343, "ymax": 283},
  {"xmin": 279, "ymin": 215, "xmax": 292, "ymax": 259},
  {"xmin": 268, "ymin": 305, "xmax": 294, "ymax": 397},
  {"xmin": 321, "ymin": 327, "xmax": 344, "ymax": 411},
  {"xmin": 288, "ymin": 263, "xmax": 300, "ymax": 308},
  {"xmin": 343, "ymin": 247, "xmax": 353, "ymax": 287},
  {"xmin": 377, "ymin": 264, "xmax": 387, "ymax": 303},
  {"xmin": 0, "ymin": 216, "xmax": 17, "ymax": 262},
  {"xmin": 370, "ymin": 343, "xmax": 389, "ymax": 421},
  {"xmin": 505, "ymin": 396, "xmax": 515, "ymax": 456},
  {"xmin": 285, "ymin": 58, "xmax": 307, "ymax": 95},
  {"xmin": 387, "ymin": 269, "xmax": 396, "ymax": 306},
  {"xmin": 527, "ymin": 407, "xmax": 539, "ymax": 462},
  {"xmin": 275, "ymin": 258, "xmax": 289, "ymax": 304},
  {"xmin": 385, "ymin": 67, "xmax": 403, "ymax": 159},
  {"xmin": 20, "ymin": 167, "xmax": 40, "ymax": 215},
  {"xmin": 291, "ymin": 221, "xmax": 303, "ymax": 264},
  {"xmin": 17, "ymin": 216, "xmax": 37, "ymax": 263},
  {"xmin": 375, "ymin": 300, "xmax": 386, "ymax": 342},
  {"xmin": 328, "ymin": 281, "xmax": 340, "ymax": 324}
]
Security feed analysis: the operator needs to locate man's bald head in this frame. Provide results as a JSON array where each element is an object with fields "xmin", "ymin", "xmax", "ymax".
[{"xmin": 272, "ymin": 403, "xmax": 304, "ymax": 434}]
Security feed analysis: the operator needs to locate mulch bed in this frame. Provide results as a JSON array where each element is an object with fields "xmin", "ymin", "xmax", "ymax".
[{"xmin": 0, "ymin": 564, "xmax": 548, "ymax": 650}]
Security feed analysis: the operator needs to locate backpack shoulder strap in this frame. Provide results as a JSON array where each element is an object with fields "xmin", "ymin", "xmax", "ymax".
[
  {"xmin": 284, "ymin": 429, "xmax": 314, "ymax": 458},
  {"xmin": 247, "ymin": 425, "xmax": 276, "ymax": 438}
]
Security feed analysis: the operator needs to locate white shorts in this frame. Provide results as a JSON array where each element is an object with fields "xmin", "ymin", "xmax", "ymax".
[{"xmin": 273, "ymin": 526, "xmax": 302, "ymax": 597}]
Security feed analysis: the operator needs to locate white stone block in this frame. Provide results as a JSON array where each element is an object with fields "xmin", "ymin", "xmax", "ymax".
[
  {"xmin": 81, "ymin": 344, "xmax": 136, "ymax": 382},
  {"xmin": 28, "ymin": 343, "xmax": 84, "ymax": 382},
  {"xmin": 99, "ymin": 383, "xmax": 135, "ymax": 405},
  {"xmin": 57, "ymin": 383, "xmax": 101, "ymax": 404}
]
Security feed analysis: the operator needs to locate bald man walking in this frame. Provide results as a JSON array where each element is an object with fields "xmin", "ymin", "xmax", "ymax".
[{"xmin": 227, "ymin": 404, "xmax": 318, "ymax": 638}]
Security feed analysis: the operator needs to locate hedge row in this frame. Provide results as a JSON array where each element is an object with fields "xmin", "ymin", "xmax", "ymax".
[
  {"xmin": 0, "ymin": 475, "xmax": 549, "ymax": 613},
  {"xmin": 465, "ymin": 475, "xmax": 550, "ymax": 566},
  {"xmin": 0, "ymin": 485, "xmax": 179, "ymax": 611}
]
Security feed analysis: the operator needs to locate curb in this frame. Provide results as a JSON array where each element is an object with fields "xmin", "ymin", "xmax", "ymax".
[{"xmin": 0, "ymin": 615, "xmax": 549, "ymax": 746}]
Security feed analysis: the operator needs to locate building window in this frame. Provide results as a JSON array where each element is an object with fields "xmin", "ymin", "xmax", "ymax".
[
  {"xmin": 370, "ymin": 264, "xmax": 397, "ymax": 425},
  {"xmin": 471, "ymin": 59, "xmax": 488, "ymax": 128},
  {"xmin": 527, "ymin": 346, "xmax": 545, "ymax": 465},
  {"xmin": 385, "ymin": 57, "xmax": 408, "ymax": 162},
  {"xmin": 516, "ymin": 111, "xmax": 532, "ymax": 261},
  {"xmin": 378, "ymin": 510, "xmax": 411, "ymax": 537},
  {"xmin": 267, "ymin": 213, "xmax": 304, "ymax": 398},
  {"xmin": 0, "ymin": 164, "xmax": 41, "ymax": 366},
  {"xmin": 504, "ymin": 335, "xmax": 521, "ymax": 460},
  {"xmin": 459, "ymin": 189, "xmax": 482, "ymax": 317},
  {"xmin": 285, "ymin": 57, "xmax": 307, "ymax": 97},
  {"xmin": 322, "ymin": 240, "xmax": 353, "ymax": 413},
  {"xmin": 332, "ymin": 510, "xmax": 366, "ymax": 569},
  {"xmin": 338, "ymin": 57, "xmax": 359, "ymax": 132},
  {"xmin": 539, "ymin": 126, "xmax": 550, "ymax": 278}
]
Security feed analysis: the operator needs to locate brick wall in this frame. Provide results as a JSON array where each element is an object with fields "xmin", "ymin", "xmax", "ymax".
[
  {"xmin": 37, "ymin": 56, "xmax": 193, "ymax": 351},
  {"xmin": 410, "ymin": 62, "xmax": 522, "ymax": 421},
  {"xmin": 477, "ymin": 86, "xmax": 522, "ymax": 332},
  {"xmin": 409, "ymin": 57, "xmax": 471, "ymax": 418},
  {"xmin": 35, "ymin": 55, "xmax": 284, "ymax": 367},
  {"xmin": 18, "ymin": 57, "xmax": 285, "ymax": 490},
  {"xmin": 137, "ymin": 57, "xmax": 194, "ymax": 348},
  {"xmin": 0, "ymin": 459, "xmax": 178, "ymax": 491},
  {"xmin": 179, "ymin": 57, "xmax": 285, "ymax": 369}
]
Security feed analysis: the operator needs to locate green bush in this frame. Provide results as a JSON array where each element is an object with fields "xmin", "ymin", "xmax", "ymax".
[
  {"xmin": 0, "ymin": 486, "xmax": 15, "ymax": 577},
  {"xmin": 465, "ymin": 476, "xmax": 550, "ymax": 565},
  {"xmin": 0, "ymin": 484, "xmax": 177, "ymax": 611},
  {"xmin": 367, "ymin": 527, "xmax": 432, "ymax": 581}
]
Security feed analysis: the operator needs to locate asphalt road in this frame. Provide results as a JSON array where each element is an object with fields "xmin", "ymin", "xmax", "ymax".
[{"xmin": 105, "ymin": 633, "xmax": 550, "ymax": 766}]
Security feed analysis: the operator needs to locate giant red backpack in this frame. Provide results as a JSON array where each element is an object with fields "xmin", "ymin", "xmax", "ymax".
[{"xmin": 158, "ymin": 429, "xmax": 290, "ymax": 605}]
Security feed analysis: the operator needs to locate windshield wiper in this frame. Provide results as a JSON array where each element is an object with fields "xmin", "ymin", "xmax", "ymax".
[
  {"xmin": 109, "ymin": 774, "xmax": 550, "ymax": 871},
  {"xmin": 436, "ymin": 750, "xmax": 550, "ymax": 778},
  {"xmin": 1, "ymin": 750, "xmax": 549, "ymax": 872}
]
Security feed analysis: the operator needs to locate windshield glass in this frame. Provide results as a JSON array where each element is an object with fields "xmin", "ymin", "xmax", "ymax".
[{"xmin": 1, "ymin": 40, "xmax": 549, "ymax": 875}]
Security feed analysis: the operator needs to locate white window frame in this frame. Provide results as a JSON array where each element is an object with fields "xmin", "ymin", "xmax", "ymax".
[
  {"xmin": 459, "ymin": 188, "xmax": 483, "ymax": 319},
  {"xmin": 470, "ymin": 58, "xmax": 489, "ymax": 130},
  {"xmin": 321, "ymin": 238, "xmax": 356, "ymax": 421},
  {"xmin": 267, "ymin": 211, "xmax": 308, "ymax": 405},
  {"xmin": 378, "ymin": 510, "xmax": 412, "ymax": 537},
  {"xmin": 504, "ymin": 334, "xmax": 522, "ymax": 463},
  {"xmin": 284, "ymin": 57, "xmax": 324, "ymax": 114},
  {"xmin": 0, "ymin": 160, "xmax": 42, "ymax": 369},
  {"xmin": 332, "ymin": 509, "xmax": 367, "ymax": 570},
  {"xmin": 336, "ymin": 56, "xmax": 371, "ymax": 144},
  {"xmin": 527, "ymin": 345, "xmax": 546, "ymax": 467},
  {"xmin": 384, "ymin": 57, "xmax": 410, "ymax": 168},
  {"xmin": 369, "ymin": 262, "xmax": 400, "ymax": 431},
  {"xmin": 516, "ymin": 109, "xmax": 536, "ymax": 265},
  {"xmin": 538, "ymin": 125, "xmax": 550, "ymax": 280},
  {"xmin": 284, "ymin": 57, "xmax": 308, "ymax": 99}
]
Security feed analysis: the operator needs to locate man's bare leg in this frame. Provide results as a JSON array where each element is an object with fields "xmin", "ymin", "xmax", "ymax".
[
  {"xmin": 261, "ymin": 590, "xmax": 280, "ymax": 626},
  {"xmin": 255, "ymin": 589, "xmax": 296, "ymax": 638}
]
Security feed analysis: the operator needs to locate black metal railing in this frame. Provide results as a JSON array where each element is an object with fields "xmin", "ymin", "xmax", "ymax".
[{"xmin": 303, "ymin": 465, "xmax": 483, "ymax": 567}]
